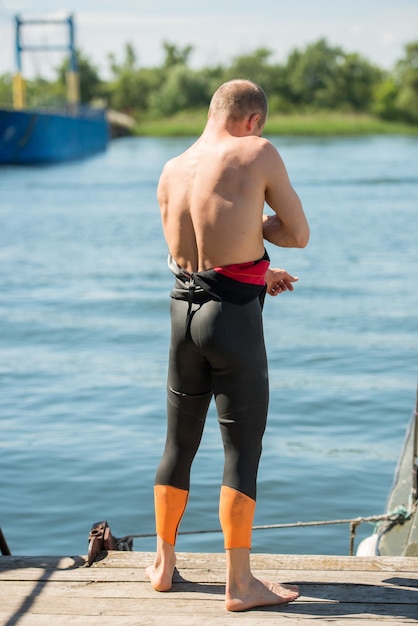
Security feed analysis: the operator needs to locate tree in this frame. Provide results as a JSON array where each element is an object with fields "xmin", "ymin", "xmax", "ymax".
[
  {"xmin": 336, "ymin": 53, "xmax": 383, "ymax": 112},
  {"xmin": 162, "ymin": 42, "xmax": 194, "ymax": 68},
  {"xmin": 107, "ymin": 43, "xmax": 160, "ymax": 113},
  {"xmin": 56, "ymin": 49, "xmax": 103, "ymax": 104},
  {"xmin": 225, "ymin": 48, "xmax": 273, "ymax": 84},
  {"xmin": 284, "ymin": 39, "xmax": 345, "ymax": 109},
  {"xmin": 221, "ymin": 49, "xmax": 291, "ymax": 113},
  {"xmin": 393, "ymin": 41, "xmax": 418, "ymax": 123},
  {"xmin": 146, "ymin": 41, "xmax": 210, "ymax": 116},
  {"xmin": 373, "ymin": 77, "xmax": 399, "ymax": 120},
  {"xmin": 151, "ymin": 65, "xmax": 210, "ymax": 115}
]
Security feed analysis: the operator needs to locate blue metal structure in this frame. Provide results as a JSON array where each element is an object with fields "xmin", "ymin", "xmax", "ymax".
[
  {"xmin": 0, "ymin": 15, "xmax": 109, "ymax": 165},
  {"xmin": 0, "ymin": 107, "xmax": 108, "ymax": 164}
]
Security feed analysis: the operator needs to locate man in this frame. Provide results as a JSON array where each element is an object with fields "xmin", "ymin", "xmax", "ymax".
[{"xmin": 146, "ymin": 79, "xmax": 309, "ymax": 611}]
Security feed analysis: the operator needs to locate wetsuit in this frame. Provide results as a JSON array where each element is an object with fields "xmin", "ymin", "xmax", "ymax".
[{"xmin": 154, "ymin": 251, "xmax": 270, "ymax": 549}]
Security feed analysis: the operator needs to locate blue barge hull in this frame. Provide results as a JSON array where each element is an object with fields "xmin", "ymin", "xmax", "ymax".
[{"xmin": 0, "ymin": 107, "xmax": 109, "ymax": 164}]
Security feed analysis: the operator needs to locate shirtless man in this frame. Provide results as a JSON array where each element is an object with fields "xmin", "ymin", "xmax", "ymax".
[{"xmin": 146, "ymin": 79, "xmax": 309, "ymax": 612}]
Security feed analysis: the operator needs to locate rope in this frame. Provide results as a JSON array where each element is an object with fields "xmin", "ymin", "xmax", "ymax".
[{"xmin": 117, "ymin": 504, "xmax": 416, "ymax": 556}]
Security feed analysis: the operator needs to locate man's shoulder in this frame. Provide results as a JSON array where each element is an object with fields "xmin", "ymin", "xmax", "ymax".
[
  {"xmin": 163, "ymin": 144, "xmax": 194, "ymax": 171},
  {"xmin": 160, "ymin": 154, "xmax": 183, "ymax": 180},
  {"xmin": 240, "ymin": 135, "xmax": 275, "ymax": 152},
  {"xmin": 238, "ymin": 136, "xmax": 279, "ymax": 165}
]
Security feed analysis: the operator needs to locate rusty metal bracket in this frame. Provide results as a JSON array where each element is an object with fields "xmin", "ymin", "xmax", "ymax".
[
  {"xmin": 87, "ymin": 520, "xmax": 117, "ymax": 566},
  {"xmin": 87, "ymin": 520, "xmax": 133, "ymax": 566}
]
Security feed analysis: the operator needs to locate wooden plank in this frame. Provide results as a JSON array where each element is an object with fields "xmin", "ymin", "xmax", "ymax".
[
  {"xmin": 0, "ymin": 617, "xmax": 145, "ymax": 626},
  {"xmin": 1, "ymin": 564, "xmax": 417, "ymax": 586},
  {"xmin": 2, "ymin": 552, "xmax": 417, "ymax": 572},
  {"xmin": 0, "ymin": 555, "xmax": 84, "ymax": 571},
  {"xmin": 0, "ymin": 614, "xmax": 415, "ymax": 626},
  {"xmin": 0, "ymin": 552, "xmax": 416, "ymax": 626},
  {"xmin": 1, "ymin": 595, "xmax": 417, "ymax": 619},
  {"xmin": 1, "ymin": 592, "xmax": 417, "ymax": 613},
  {"xmin": 2, "ymin": 578, "xmax": 418, "ymax": 603},
  {"xmin": 94, "ymin": 551, "xmax": 418, "ymax": 573},
  {"xmin": 1, "ymin": 566, "xmax": 417, "ymax": 585}
]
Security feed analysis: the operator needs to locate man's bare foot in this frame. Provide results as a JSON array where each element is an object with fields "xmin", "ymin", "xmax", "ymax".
[
  {"xmin": 225, "ymin": 576, "xmax": 300, "ymax": 612},
  {"xmin": 146, "ymin": 536, "xmax": 177, "ymax": 592},
  {"xmin": 145, "ymin": 559, "xmax": 176, "ymax": 591}
]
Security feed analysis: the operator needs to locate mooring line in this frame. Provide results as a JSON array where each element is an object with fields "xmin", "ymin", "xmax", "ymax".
[{"xmin": 115, "ymin": 504, "xmax": 415, "ymax": 556}]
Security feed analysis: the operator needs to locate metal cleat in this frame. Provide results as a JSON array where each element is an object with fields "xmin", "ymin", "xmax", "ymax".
[
  {"xmin": 87, "ymin": 520, "xmax": 117, "ymax": 566},
  {"xmin": 87, "ymin": 520, "xmax": 133, "ymax": 566}
]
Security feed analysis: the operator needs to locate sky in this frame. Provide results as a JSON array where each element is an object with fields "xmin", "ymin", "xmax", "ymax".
[{"xmin": 0, "ymin": 0, "xmax": 417, "ymax": 79}]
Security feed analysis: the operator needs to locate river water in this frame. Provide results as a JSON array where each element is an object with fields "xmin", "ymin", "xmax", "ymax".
[{"xmin": 1, "ymin": 134, "xmax": 417, "ymax": 557}]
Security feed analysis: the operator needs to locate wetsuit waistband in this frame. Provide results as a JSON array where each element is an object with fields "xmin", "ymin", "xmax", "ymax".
[{"xmin": 168, "ymin": 250, "xmax": 270, "ymax": 306}]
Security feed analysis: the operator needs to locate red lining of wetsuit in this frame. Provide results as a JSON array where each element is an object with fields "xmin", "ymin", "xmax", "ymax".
[{"xmin": 213, "ymin": 260, "xmax": 270, "ymax": 285}]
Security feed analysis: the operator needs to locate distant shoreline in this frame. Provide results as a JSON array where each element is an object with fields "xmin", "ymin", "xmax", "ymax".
[{"xmin": 134, "ymin": 110, "xmax": 418, "ymax": 137}]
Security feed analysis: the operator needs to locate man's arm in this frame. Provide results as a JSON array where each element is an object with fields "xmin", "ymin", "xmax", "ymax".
[{"xmin": 262, "ymin": 143, "xmax": 309, "ymax": 248}]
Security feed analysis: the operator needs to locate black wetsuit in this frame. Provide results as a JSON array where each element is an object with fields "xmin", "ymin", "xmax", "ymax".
[{"xmin": 155, "ymin": 252, "xmax": 270, "ymax": 501}]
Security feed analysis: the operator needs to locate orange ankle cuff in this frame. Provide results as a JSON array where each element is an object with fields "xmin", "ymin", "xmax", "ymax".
[
  {"xmin": 154, "ymin": 484, "xmax": 189, "ymax": 546},
  {"xmin": 219, "ymin": 485, "xmax": 255, "ymax": 549}
]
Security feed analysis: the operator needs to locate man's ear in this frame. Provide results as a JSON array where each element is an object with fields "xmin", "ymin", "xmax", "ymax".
[{"xmin": 247, "ymin": 113, "xmax": 261, "ymax": 131}]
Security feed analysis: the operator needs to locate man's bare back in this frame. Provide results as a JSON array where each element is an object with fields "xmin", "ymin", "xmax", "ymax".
[{"xmin": 158, "ymin": 105, "xmax": 308, "ymax": 275}]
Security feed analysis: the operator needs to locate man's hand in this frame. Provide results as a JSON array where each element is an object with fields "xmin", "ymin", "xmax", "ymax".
[{"xmin": 265, "ymin": 267, "xmax": 298, "ymax": 296}]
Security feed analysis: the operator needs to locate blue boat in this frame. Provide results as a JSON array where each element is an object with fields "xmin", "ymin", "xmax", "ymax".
[{"xmin": 0, "ymin": 15, "xmax": 109, "ymax": 165}]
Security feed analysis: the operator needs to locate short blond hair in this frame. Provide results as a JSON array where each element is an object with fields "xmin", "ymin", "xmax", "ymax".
[{"xmin": 209, "ymin": 79, "xmax": 268, "ymax": 125}]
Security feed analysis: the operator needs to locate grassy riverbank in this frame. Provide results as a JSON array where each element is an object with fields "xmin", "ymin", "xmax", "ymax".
[{"xmin": 134, "ymin": 110, "xmax": 418, "ymax": 137}]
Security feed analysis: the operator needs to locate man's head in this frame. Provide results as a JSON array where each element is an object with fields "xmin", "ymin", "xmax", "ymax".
[{"xmin": 208, "ymin": 79, "xmax": 268, "ymax": 130}]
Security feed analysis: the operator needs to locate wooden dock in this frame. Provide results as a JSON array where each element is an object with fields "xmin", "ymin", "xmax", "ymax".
[{"xmin": 0, "ymin": 551, "xmax": 417, "ymax": 624}]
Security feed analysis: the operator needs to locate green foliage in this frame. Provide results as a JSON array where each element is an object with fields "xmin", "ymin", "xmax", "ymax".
[
  {"xmin": 335, "ymin": 53, "xmax": 384, "ymax": 112},
  {"xmin": 281, "ymin": 39, "xmax": 382, "ymax": 112},
  {"xmin": 135, "ymin": 109, "xmax": 418, "ymax": 137},
  {"xmin": 284, "ymin": 39, "xmax": 345, "ymax": 108},
  {"xmin": 222, "ymin": 48, "xmax": 292, "ymax": 113},
  {"xmin": 393, "ymin": 41, "xmax": 418, "ymax": 123},
  {"xmin": 26, "ymin": 77, "xmax": 66, "ymax": 107},
  {"xmin": 373, "ymin": 78, "xmax": 399, "ymax": 120},
  {"xmin": 109, "ymin": 42, "xmax": 138, "ymax": 75},
  {"xmin": 1, "ymin": 37, "xmax": 417, "ymax": 127},
  {"xmin": 56, "ymin": 49, "xmax": 103, "ymax": 103},
  {"xmin": 150, "ymin": 42, "xmax": 211, "ymax": 116},
  {"xmin": 161, "ymin": 42, "xmax": 194, "ymax": 68},
  {"xmin": 224, "ymin": 48, "xmax": 274, "ymax": 85},
  {"xmin": 150, "ymin": 65, "xmax": 211, "ymax": 116},
  {"xmin": 0, "ymin": 73, "xmax": 13, "ymax": 107},
  {"xmin": 107, "ymin": 43, "xmax": 161, "ymax": 113}
]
